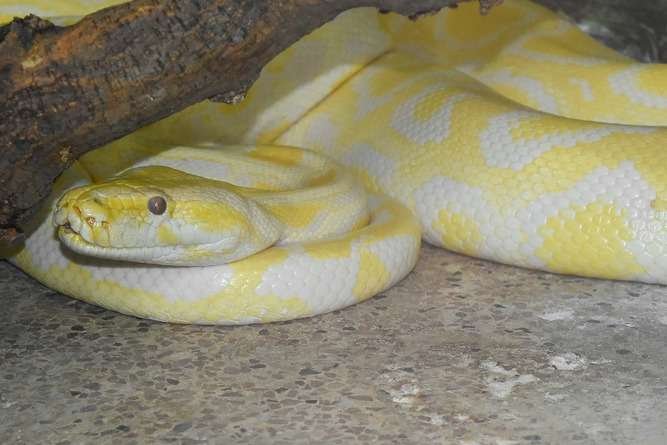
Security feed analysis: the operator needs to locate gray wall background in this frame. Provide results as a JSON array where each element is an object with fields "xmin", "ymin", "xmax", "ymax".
[{"xmin": 536, "ymin": 0, "xmax": 667, "ymax": 61}]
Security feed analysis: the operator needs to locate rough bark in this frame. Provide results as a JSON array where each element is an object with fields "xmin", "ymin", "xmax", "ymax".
[{"xmin": 0, "ymin": 0, "xmax": 502, "ymax": 243}]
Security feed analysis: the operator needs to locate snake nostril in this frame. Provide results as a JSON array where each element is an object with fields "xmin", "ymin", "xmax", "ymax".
[{"xmin": 85, "ymin": 216, "xmax": 96, "ymax": 226}]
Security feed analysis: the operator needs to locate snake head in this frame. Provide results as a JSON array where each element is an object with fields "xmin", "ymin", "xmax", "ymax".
[{"xmin": 53, "ymin": 166, "xmax": 282, "ymax": 266}]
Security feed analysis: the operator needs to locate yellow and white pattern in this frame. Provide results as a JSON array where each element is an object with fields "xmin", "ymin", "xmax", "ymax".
[{"xmin": 3, "ymin": 0, "xmax": 667, "ymax": 324}]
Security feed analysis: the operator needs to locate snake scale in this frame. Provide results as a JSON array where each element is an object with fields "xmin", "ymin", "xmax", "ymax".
[{"xmin": 3, "ymin": 0, "xmax": 667, "ymax": 324}]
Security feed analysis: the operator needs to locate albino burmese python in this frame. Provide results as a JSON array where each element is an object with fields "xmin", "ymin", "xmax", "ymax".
[{"xmin": 3, "ymin": 0, "xmax": 667, "ymax": 324}]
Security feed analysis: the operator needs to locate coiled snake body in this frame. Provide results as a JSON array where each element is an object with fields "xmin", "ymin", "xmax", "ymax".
[{"xmin": 4, "ymin": 0, "xmax": 667, "ymax": 324}]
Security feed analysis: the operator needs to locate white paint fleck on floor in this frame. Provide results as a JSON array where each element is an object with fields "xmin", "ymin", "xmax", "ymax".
[
  {"xmin": 539, "ymin": 309, "xmax": 574, "ymax": 321},
  {"xmin": 481, "ymin": 360, "xmax": 538, "ymax": 399},
  {"xmin": 549, "ymin": 352, "xmax": 588, "ymax": 371}
]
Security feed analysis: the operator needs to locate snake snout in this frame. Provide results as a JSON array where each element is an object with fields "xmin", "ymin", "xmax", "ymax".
[
  {"xmin": 54, "ymin": 195, "xmax": 113, "ymax": 247},
  {"xmin": 54, "ymin": 204, "xmax": 83, "ymax": 234}
]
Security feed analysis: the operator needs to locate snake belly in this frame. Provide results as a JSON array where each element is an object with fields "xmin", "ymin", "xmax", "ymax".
[{"xmin": 3, "ymin": 0, "xmax": 667, "ymax": 324}]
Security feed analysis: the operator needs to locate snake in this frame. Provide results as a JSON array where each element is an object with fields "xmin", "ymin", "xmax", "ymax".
[{"xmin": 3, "ymin": 0, "xmax": 667, "ymax": 324}]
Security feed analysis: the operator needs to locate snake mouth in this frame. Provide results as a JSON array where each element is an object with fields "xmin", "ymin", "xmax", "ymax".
[
  {"xmin": 56, "ymin": 221, "xmax": 246, "ymax": 266},
  {"xmin": 57, "ymin": 224, "xmax": 156, "ymax": 264},
  {"xmin": 57, "ymin": 224, "xmax": 111, "ymax": 255}
]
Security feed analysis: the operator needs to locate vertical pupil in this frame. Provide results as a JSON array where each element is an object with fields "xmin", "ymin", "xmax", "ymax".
[{"xmin": 148, "ymin": 196, "xmax": 167, "ymax": 215}]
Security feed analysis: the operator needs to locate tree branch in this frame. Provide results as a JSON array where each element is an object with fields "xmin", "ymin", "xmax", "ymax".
[{"xmin": 0, "ymin": 0, "xmax": 502, "ymax": 243}]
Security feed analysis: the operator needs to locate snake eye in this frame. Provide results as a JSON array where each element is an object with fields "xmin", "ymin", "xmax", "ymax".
[{"xmin": 148, "ymin": 196, "xmax": 167, "ymax": 215}]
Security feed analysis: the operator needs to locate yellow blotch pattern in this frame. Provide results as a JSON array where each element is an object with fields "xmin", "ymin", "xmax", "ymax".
[
  {"xmin": 651, "ymin": 199, "xmax": 667, "ymax": 212},
  {"xmin": 174, "ymin": 202, "xmax": 246, "ymax": 234},
  {"xmin": 264, "ymin": 200, "xmax": 325, "ymax": 229},
  {"xmin": 634, "ymin": 66, "xmax": 667, "ymax": 98},
  {"xmin": 412, "ymin": 87, "xmax": 450, "ymax": 122},
  {"xmin": 353, "ymin": 249, "xmax": 391, "ymax": 301},
  {"xmin": 304, "ymin": 238, "xmax": 354, "ymax": 260},
  {"xmin": 536, "ymin": 203, "xmax": 644, "ymax": 280},
  {"xmin": 248, "ymin": 146, "xmax": 304, "ymax": 167},
  {"xmin": 306, "ymin": 169, "xmax": 338, "ymax": 188},
  {"xmin": 157, "ymin": 224, "xmax": 179, "ymax": 245},
  {"xmin": 436, "ymin": 208, "xmax": 482, "ymax": 256}
]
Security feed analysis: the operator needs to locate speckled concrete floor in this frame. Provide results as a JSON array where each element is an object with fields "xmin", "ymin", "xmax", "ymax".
[{"xmin": 2, "ymin": 245, "xmax": 666, "ymax": 444}]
